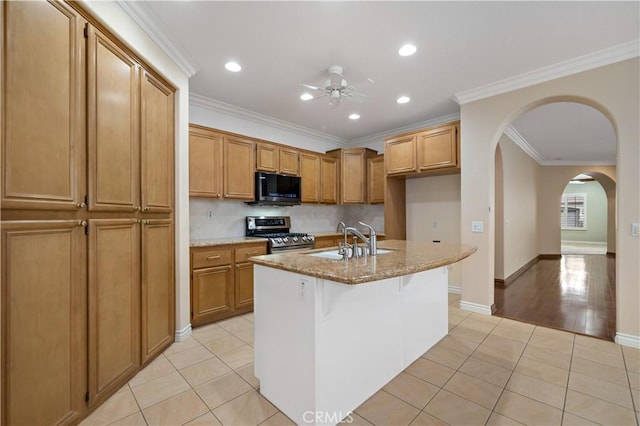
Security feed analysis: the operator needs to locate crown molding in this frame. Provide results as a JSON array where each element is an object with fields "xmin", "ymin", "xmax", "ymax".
[
  {"xmin": 190, "ymin": 93, "xmax": 348, "ymax": 145},
  {"xmin": 117, "ymin": 1, "xmax": 199, "ymax": 78},
  {"xmin": 504, "ymin": 125, "xmax": 615, "ymax": 166},
  {"xmin": 453, "ymin": 39, "xmax": 640, "ymax": 105},
  {"xmin": 503, "ymin": 125, "xmax": 544, "ymax": 165},
  {"xmin": 347, "ymin": 112, "xmax": 461, "ymax": 147}
]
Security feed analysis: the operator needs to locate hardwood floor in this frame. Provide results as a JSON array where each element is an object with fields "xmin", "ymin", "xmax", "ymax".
[{"xmin": 494, "ymin": 254, "xmax": 616, "ymax": 340}]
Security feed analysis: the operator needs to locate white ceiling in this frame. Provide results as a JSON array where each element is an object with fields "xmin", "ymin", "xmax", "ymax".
[{"xmin": 126, "ymin": 1, "xmax": 638, "ymax": 163}]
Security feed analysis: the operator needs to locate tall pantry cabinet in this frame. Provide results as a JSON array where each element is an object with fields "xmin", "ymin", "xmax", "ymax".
[{"xmin": 1, "ymin": 1, "xmax": 176, "ymax": 425}]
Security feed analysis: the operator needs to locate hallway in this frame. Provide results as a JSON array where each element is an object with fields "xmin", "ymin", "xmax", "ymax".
[{"xmin": 494, "ymin": 254, "xmax": 616, "ymax": 340}]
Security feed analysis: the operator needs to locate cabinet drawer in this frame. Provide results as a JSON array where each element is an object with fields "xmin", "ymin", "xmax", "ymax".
[
  {"xmin": 235, "ymin": 244, "xmax": 267, "ymax": 263},
  {"xmin": 192, "ymin": 248, "xmax": 232, "ymax": 269}
]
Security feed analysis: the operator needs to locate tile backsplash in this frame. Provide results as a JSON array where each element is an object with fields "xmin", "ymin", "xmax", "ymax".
[{"xmin": 190, "ymin": 198, "xmax": 384, "ymax": 240}]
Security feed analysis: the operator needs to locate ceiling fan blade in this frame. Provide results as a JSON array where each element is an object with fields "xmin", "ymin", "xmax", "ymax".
[
  {"xmin": 299, "ymin": 83, "xmax": 325, "ymax": 91},
  {"xmin": 350, "ymin": 77, "xmax": 375, "ymax": 89}
]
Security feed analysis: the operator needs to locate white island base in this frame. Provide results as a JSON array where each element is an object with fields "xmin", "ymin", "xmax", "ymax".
[{"xmin": 253, "ymin": 264, "xmax": 448, "ymax": 426}]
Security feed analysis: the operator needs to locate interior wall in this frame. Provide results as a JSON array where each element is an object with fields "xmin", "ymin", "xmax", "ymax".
[
  {"xmin": 494, "ymin": 145, "xmax": 505, "ymax": 279},
  {"xmin": 406, "ymin": 174, "xmax": 462, "ymax": 286},
  {"xmin": 498, "ymin": 135, "xmax": 539, "ymax": 279},
  {"xmin": 460, "ymin": 58, "xmax": 638, "ymax": 342},
  {"xmin": 78, "ymin": 1, "xmax": 192, "ymax": 336},
  {"xmin": 538, "ymin": 166, "xmax": 616, "ymax": 254},
  {"xmin": 561, "ymin": 181, "xmax": 608, "ymax": 243}
]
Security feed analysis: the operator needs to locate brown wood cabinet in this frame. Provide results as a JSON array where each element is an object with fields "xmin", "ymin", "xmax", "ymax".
[
  {"xmin": 384, "ymin": 121, "xmax": 460, "ymax": 177},
  {"xmin": 224, "ymin": 135, "xmax": 255, "ymax": 200},
  {"xmin": 190, "ymin": 242, "xmax": 266, "ymax": 327},
  {"xmin": 300, "ymin": 151, "xmax": 321, "ymax": 203},
  {"xmin": 2, "ymin": 0, "xmax": 85, "ymax": 211},
  {"xmin": 1, "ymin": 220, "xmax": 87, "ymax": 426},
  {"xmin": 88, "ymin": 219, "xmax": 140, "ymax": 404},
  {"xmin": 141, "ymin": 219, "xmax": 175, "ymax": 363},
  {"xmin": 256, "ymin": 142, "xmax": 299, "ymax": 176},
  {"xmin": 326, "ymin": 148, "xmax": 377, "ymax": 204},
  {"xmin": 1, "ymin": 1, "xmax": 176, "ymax": 423},
  {"xmin": 320, "ymin": 155, "xmax": 339, "ymax": 204},
  {"xmin": 189, "ymin": 125, "xmax": 223, "ymax": 198},
  {"xmin": 367, "ymin": 154, "xmax": 385, "ymax": 204}
]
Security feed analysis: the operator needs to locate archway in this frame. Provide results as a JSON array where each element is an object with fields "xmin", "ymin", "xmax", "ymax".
[{"xmin": 486, "ymin": 99, "xmax": 619, "ymax": 339}]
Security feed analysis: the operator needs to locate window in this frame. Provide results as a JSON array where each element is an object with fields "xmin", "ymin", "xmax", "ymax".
[{"xmin": 561, "ymin": 193, "xmax": 586, "ymax": 229}]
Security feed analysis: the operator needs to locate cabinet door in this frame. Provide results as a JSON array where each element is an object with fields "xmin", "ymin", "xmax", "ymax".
[
  {"xmin": 141, "ymin": 219, "xmax": 174, "ymax": 364},
  {"xmin": 385, "ymin": 135, "xmax": 416, "ymax": 175},
  {"xmin": 320, "ymin": 156, "xmax": 338, "ymax": 204},
  {"xmin": 191, "ymin": 265, "xmax": 234, "ymax": 326},
  {"xmin": 367, "ymin": 155, "xmax": 385, "ymax": 204},
  {"xmin": 87, "ymin": 25, "xmax": 140, "ymax": 212},
  {"xmin": 234, "ymin": 262, "xmax": 254, "ymax": 310},
  {"xmin": 279, "ymin": 147, "xmax": 300, "ymax": 176},
  {"xmin": 140, "ymin": 70, "xmax": 174, "ymax": 213},
  {"xmin": 189, "ymin": 126, "xmax": 223, "ymax": 198},
  {"xmin": 2, "ymin": 1, "xmax": 85, "ymax": 210},
  {"xmin": 341, "ymin": 149, "xmax": 366, "ymax": 204},
  {"xmin": 256, "ymin": 142, "xmax": 278, "ymax": 173},
  {"xmin": 300, "ymin": 152, "xmax": 320, "ymax": 203},
  {"xmin": 224, "ymin": 136, "xmax": 255, "ymax": 200},
  {"xmin": 88, "ymin": 219, "xmax": 140, "ymax": 404},
  {"xmin": 417, "ymin": 124, "xmax": 458, "ymax": 171},
  {"xmin": 1, "ymin": 221, "xmax": 86, "ymax": 426}
]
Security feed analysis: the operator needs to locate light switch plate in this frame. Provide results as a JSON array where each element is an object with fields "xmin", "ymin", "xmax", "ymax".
[
  {"xmin": 471, "ymin": 221, "xmax": 484, "ymax": 233},
  {"xmin": 632, "ymin": 223, "xmax": 640, "ymax": 237}
]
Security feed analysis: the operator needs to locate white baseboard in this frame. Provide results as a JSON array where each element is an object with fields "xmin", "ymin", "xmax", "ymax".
[
  {"xmin": 615, "ymin": 332, "xmax": 640, "ymax": 349},
  {"xmin": 175, "ymin": 324, "xmax": 192, "ymax": 342},
  {"xmin": 448, "ymin": 285, "xmax": 461, "ymax": 295},
  {"xmin": 459, "ymin": 300, "xmax": 493, "ymax": 315}
]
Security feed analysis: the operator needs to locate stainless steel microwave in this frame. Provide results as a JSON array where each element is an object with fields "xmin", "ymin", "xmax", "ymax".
[{"xmin": 249, "ymin": 172, "xmax": 301, "ymax": 206}]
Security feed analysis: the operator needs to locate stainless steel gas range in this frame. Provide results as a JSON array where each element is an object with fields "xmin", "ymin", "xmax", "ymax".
[{"xmin": 245, "ymin": 216, "xmax": 315, "ymax": 253}]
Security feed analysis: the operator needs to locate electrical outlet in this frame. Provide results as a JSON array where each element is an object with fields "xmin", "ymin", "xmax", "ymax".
[
  {"xmin": 471, "ymin": 221, "xmax": 484, "ymax": 233},
  {"xmin": 632, "ymin": 223, "xmax": 640, "ymax": 237},
  {"xmin": 299, "ymin": 279, "xmax": 307, "ymax": 297}
]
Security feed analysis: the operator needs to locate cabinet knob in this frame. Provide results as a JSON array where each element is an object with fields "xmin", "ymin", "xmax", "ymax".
[
  {"xmin": 135, "ymin": 206, "xmax": 141, "ymax": 211},
  {"xmin": 77, "ymin": 220, "xmax": 87, "ymax": 227},
  {"xmin": 143, "ymin": 206, "xmax": 150, "ymax": 212},
  {"xmin": 77, "ymin": 202, "xmax": 87, "ymax": 209}
]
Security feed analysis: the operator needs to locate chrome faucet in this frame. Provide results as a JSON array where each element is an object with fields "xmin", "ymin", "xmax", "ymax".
[
  {"xmin": 336, "ymin": 221, "xmax": 378, "ymax": 260},
  {"xmin": 358, "ymin": 221, "xmax": 377, "ymax": 255}
]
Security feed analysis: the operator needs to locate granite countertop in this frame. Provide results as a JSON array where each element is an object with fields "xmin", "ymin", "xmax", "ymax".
[
  {"xmin": 190, "ymin": 236, "xmax": 267, "ymax": 247},
  {"xmin": 249, "ymin": 240, "xmax": 476, "ymax": 285}
]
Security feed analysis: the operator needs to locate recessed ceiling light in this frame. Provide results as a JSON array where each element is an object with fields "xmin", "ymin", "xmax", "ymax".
[
  {"xmin": 225, "ymin": 61, "xmax": 242, "ymax": 72},
  {"xmin": 349, "ymin": 113, "xmax": 360, "ymax": 120},
  {"xmin": 397, "ymin": 96, "xmax": 410, "ymax": 104},
  {"xmin": 300, "ymin": 93, "xmax": 314, "ymax": 101},
  {"xmin": 398, "ymin": 44, "xmax": 417, "ymax": 56}
]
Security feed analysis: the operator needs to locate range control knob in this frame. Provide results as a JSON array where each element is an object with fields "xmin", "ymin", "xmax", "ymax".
[
  {"xmin": 282, "ymin": 237, "xmax": 289, "ymax": 243},
  {"xmin": 292, "ymin": 236, "xmax": 298, "ymax": 242},
  {"xmin": 302, "ymin": 236, "xmax": 307, "ymax": 241},
  {"xmin": 275, "ymin": 238, "xmax": 283, "ymax": 244}
]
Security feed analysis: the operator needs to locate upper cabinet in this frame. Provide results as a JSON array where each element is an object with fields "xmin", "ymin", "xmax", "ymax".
[
  {"xmin": 87, "ymin": 25, "xmax": 140, "ymax": 212},
  {"xmin": 189, "ymin": 125, "xmax": 223, "ymax": 198},
  {"xmin": 256, "ymin": 142, "xmax": 299, "ymax": 176},
  {"xmin": 384, "ymin": 121, "xmax": 460, "ymax": 177},
  {"xmin": 326, "ymin": 148, "xmax": 377, "ymax": 204},
  {"xmin": 2, "ymin": 0, "xmax": 86, "ymax": 210},
  {"xmin": 300, "ymin": 151, "xmax": 321, "ymax": 203},
  {"xmin": 367, "ymin": 154, "xmax": 385, "ymax": 204},
  {"xmin": 224, "ymin": 135, "xmax": 255, "ymax": 200},
  {"xmin": 320, "ymin": 155, "xmax": 339, "ymax": 204}
]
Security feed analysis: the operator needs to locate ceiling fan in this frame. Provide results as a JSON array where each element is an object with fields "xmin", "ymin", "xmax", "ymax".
[{"xmin": 300, "ymin": 65, "xmax": 373, "ymax": 106}]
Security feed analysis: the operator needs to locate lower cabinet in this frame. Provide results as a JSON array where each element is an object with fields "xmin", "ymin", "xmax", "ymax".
[
  {"xmin": 1, "ymin": 221, "xmax": 87, "ymax": 426},
  {"xmin": 190, "ymin": 242, "xmax": 266, "ymax": 327},
  {"xmin": 1, "ymin": 219, "xmax": 175, "ymax": 423}
]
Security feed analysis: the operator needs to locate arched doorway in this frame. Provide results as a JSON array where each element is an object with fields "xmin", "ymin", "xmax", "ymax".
[{"xmin": 491, "ymin": 101, "xmax": 617, "ymax": 339}]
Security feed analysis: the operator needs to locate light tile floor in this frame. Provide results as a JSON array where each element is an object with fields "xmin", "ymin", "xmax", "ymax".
[{"xmin": 81, "ymin": 294, "xmax": 640, "ymax": 426}]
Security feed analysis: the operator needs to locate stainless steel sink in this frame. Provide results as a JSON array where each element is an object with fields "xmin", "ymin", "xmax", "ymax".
[{"xmin": 309, "ymin": 248, "xmax": 394, "ymax": 260}]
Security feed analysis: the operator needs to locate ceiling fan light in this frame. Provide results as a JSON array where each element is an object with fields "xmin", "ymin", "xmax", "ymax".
[
  {"xmin": 349, "ymin": 113, "xmax": 360, "ymax": 120},
  {"xmin": 224, "ymin": 61, "xmax": 242, "ymax": 72},
  {"xmin": 300, "ymin": 93, "xmax": 314, "ymax": 101},
  {"xmin": 397, "ymin": 96, "xmax": 410, "ymax": 104},
  {"xmin": 398, "ymin": 44, "xmax": 417, "ymax": 56}
]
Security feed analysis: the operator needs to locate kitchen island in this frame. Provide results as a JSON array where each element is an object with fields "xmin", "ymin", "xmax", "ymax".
[{"xmin": 250, "ymin": 240, "xmax": 476, "ymax": 426}]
